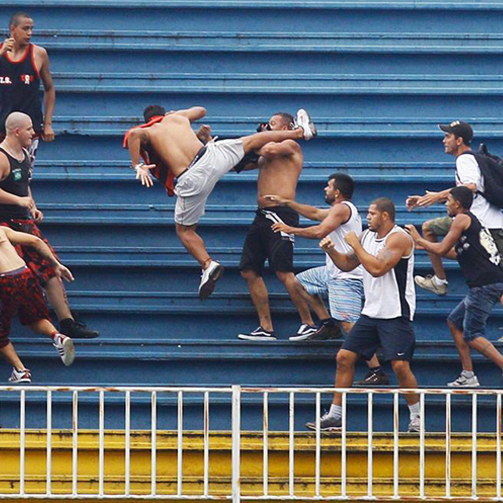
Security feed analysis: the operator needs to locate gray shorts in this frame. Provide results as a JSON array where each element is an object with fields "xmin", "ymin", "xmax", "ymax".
[{"xmin": 174, "ymin": 139, "xmax": 245, "ymax": 226}]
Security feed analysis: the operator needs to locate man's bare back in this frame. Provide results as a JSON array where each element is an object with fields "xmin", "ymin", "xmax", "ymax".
[
  {"xmin": 145, "ymin": 114, "xmax": 204, "ymax": 177},
  {"xmin": 257, "ymin": 140, "xmax": 303, "ymax": 208}
]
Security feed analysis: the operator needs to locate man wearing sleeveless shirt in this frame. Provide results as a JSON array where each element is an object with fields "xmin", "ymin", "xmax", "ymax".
[
  {"xmin": 306, "ymin": 198, "xmax": 421, "ymax": 433},
  {"xmin": 266, "ymin": 173, "xmax": 390, "ymax": 384},
  {"xmin": 0, "ymin": 12, "xmax": 55, "ymax": 165},
  {"xmin": 0, "ymin": 112, "xmax": 99, "ymax": 339},
  {"xmin": 407, "ymin": 186, "xmax": 503, "ymax": 387}
]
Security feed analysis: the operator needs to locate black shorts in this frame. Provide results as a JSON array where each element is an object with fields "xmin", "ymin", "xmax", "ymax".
[
  {"xmin": 342, "ymin": 315, "xmax": 416, "ymax": 362},
  {"xmin": 239, "ymin": 206, "xmax": 299, "ymax": 275}
]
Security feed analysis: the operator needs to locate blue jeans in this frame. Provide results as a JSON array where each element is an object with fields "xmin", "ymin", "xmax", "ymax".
[{"xmin": 447, "ymin": 282, "xmax": 503, "ymax": 341}]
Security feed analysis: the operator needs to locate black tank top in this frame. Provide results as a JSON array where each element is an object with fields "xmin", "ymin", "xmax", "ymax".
[
  {"xmin": 0, "ymin": 44, "xmax": 43, "ymax": 134},
  {"xmin": 0, "ymin": 146, "xmax": 31, "ymax": 219},
  {"xmin": 455, "ymin": 212, "xmax": 503, "ymax": 287}
]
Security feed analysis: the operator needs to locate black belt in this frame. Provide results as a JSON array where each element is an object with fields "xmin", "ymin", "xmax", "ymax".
[{"xmin": 176, "ymin": 146, "xmax": 208, "ymax": 180}]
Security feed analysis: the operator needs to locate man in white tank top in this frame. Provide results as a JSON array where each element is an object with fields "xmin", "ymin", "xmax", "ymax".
[
  {"xmin": 266, "ymin": 174, "xmax": 389, "ymax": 385},
  {"xmin": 306, "ymin": 198, "xmax": 421, "ymax": 433}
]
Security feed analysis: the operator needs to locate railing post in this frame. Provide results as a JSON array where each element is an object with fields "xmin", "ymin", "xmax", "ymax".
[{"xmin": 232, "ymin": 385, "xmax": 241, "ymax": 503}]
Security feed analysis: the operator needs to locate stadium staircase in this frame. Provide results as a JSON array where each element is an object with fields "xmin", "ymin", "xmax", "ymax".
[{"xmin": 0, "ymin": 0, "xmax": 502, "ymax": 435}]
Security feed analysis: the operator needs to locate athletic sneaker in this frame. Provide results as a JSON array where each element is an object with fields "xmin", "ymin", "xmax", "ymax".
[
  {"xmin": 306, "ymin": 411, "xmax": 342, "ymax": 432},
  {"xmin": 448, "ymin": 373, "xmax": 480, "ymax": 387},
  {"xmin": 288, "ymin": 324, "xmax": 318, "ymax": 341},
  {"xmin": 198, "ymin": 261, "xmax": 224, "ymax": 300},
  {"xmin": 408, "ymin": 416, "xmax": 421, "ymax": 433},
  {"xmin": 355, "ymin": 370, "xmax": 390, "ymax": 386},
  {"xmin": 414, "ymin": 275, "xmax": 448, "ymax": 296},
  {"xmin": 238, "ymin": 326, "xmax": 277, "ymax": 341},
  {"xmin": 60, "ymin": 317, "xmax": 99, "ymax": 339},
  {"xmin": 52, "ymin": 333, "xmax": 76, "ymax": 367},
  {"xmin": 498, "ymin": 335, "xmax": 503, "ymax": 342},
  {"xmin": 297, "ymin": 321, "xmax": 343, "ymax": 341},
  {"xmin": 295, "ymin": 109, "xmax": 317, "ymax": 140},
  {"xmin": 8, "ymin": 368, "xmax": 32, "ymax": 384}
]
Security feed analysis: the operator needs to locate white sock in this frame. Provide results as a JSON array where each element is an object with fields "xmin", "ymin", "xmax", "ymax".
[
  {"xmin": 408, "ymin": 402, "xmax": 420, "ymax": 420},
  {"xmin": 461, "ymin": 370, "xmax": 474, "ymax": 378},
  {"xmin": 433, "ymin": 276, "xmax": 448, "ymax": 286},
  {"xmin": 328, "ymin": 404, "xmax": 342, "ymax": 420}
]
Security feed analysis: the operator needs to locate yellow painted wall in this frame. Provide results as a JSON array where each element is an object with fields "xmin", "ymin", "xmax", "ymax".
[{"xmin": 0, "ymin": 430, "xmax": 501, "ymax": 499}]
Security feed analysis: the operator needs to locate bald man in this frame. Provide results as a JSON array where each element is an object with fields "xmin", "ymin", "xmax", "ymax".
[
  {"xmin": 0, "ymin": 112, "xmax": 99, "ymax": 339},
  {"xmin": 0, "ymin": 11, "xmax": 56, "ymax": 166}
]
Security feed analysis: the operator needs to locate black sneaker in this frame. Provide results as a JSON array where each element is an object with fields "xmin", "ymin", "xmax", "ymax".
[
  {"xmin": 60, "ymin": 318, "xmax": 99, "ymax": 339},
  {"xmin": 237, "ymin": 326, "xmax": 277, "ymax": 341},
  {"xmin": 288, "ymin": 323, "xmax": 319, "ymax": 341},
  {"xmin": 306, "ymin": 411, "xmax": 342, "ymax": 431},
  {"xmin": 298, "ymin": 322, "xmax": 342, "ymax": 341},
  {"xmin": 355, "ymin": 370, "xmax": 390, "ymax": 386}
]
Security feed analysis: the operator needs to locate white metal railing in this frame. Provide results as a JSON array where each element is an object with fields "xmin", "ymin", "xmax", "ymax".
[{"xmin": 0, "ymin": 385, "xmax": 501, "ymax": 501}]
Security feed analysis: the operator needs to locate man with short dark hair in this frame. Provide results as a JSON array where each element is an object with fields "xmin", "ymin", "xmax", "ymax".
[
  {"xmin": 237, "ymin": 112, "xmax": 316, "ymax": 340},
  {"xmin": 407, "ymin": 186, "xmax": 503, "ymax": 387},
  {"xmin": 306, "ymin": 198, "xmax": 421, "ymax": 432},
  {"xmin": 407, "ymin": 121, "xmax": 503, "ymax": 295},
  {"xmin": 0, "ymin": 11, "xmax": 55, "ymax": 166},
  {"xmin": 125, "ymin": 106, "xmax": 316, "ymax": 299}
]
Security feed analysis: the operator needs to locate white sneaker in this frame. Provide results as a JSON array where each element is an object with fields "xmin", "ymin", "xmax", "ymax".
[
  {"xmin": 448, "ymin": 373, "xmax": 480, "ymax": 387},
  {"xmin": 53, "ymin": 333, "xmax": 76, "ymax": 367},
  {"xmin": 408, "ymin": 416, "xmax": 421, "ymax": 433},
  {"xmin": 289, "ymin": 324, "xmax": 318, "ymax": 341},
  {"xmin": 414, "ymin": 275, "xmax": 448, "ymax": 296},
  {"xmin": 198, "ymin": 261, "xmax": 224, "ymax": 300},
  {"xmin": 295, "ymin": 109, "xmax": 317, "ymax": 140},
  {"xmin": 8, "ymin": 368, "xmax": 32, "ymax": 384}
]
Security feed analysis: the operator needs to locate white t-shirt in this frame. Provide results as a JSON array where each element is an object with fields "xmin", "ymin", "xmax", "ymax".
[{"xmin": 455, "ymin": 153, "xmax": 503, "ymax": 230}]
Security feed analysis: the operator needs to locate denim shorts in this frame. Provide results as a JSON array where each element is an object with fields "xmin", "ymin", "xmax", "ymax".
[{"xmin": 447, "ymin": 282, "xmax": 503, "ymax": 341}]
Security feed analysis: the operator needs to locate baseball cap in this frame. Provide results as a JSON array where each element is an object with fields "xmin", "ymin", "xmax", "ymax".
[{"xmin": 439, "ymin": 120, "xmax": 473, "ymax": 144}]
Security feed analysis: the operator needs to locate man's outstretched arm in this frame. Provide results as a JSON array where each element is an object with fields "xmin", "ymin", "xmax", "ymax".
[
  {"xmin": 405, "ymin": 216, "xmax": 468, "ymax": 257},
  {"xmin": 265, "ymin": 194, "xmax": 330, "ymax": 221},
  {"xmin": 175, "ymin": 106, "xmax": 207, "ymax": 123},
  {"xmin": 272, "ymin": 202, "xmax": 350, "ymax": 239}
]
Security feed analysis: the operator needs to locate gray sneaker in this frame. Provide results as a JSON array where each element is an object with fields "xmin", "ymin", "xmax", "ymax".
[
  {"xmin": 306, "ymin": 411, "xmax": 342, "ymax": 432},
  {"xmin": 448, "ymin": 373, "xmax": 480, "ymax": 387},
  {"xmin": 408, "ymin": 416, "xmax": 421, "ymax": 433},
  {"xmin": 414, "ymin": 275, "xmax": 448, "ymax": 295}
]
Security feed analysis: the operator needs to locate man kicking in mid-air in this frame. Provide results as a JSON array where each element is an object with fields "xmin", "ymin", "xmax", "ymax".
[{"xmin": 125, "ymin": 106, "xmax": 316, "ymax": 299}]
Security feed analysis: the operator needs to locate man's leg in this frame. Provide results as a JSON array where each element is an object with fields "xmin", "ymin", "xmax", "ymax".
[
  {"xmin": 415, "ymin": 217, "xmax": 451, "ymax": 295},
  {"xmin": 240, "ymin": 269, "xmax": 274, "ymax": 332},
  {"xmin": 448, "ymin": 320, "xmax": 474, "ymax": 371},
  {"xmin": 276, "ymin": 271, "xmax": 315, "ymax": 327},
  {"xmin": 175, "ymin": 223, "xmax": 211, "ymax": 268},
  {"xmin": 305, "ymin": 316, "xmax": 380, "ymax": 430},
  {"xmin": 390, "ymin": 360, "xmax": 419, "ymax": 406},
  {"xmin": 45, "ymin": 276, "xmax": 72, "ymax": 321},
  {"xmin": 7, "ymin": 221, "xmax": 99, "ymax": 338},
  {"xmin": 0, "ymin": 342, "xmax": 25, "ymax": 371},
  {"xmin": 469, "ymin": 337, "xmax": 503, "ymax": 371}
]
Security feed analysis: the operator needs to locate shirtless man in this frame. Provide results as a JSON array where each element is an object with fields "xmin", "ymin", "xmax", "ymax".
[
  {"xmin": 0, "ymin": 225, "xmax": 75, "ymax": 384},
  {"xmin": 127, "ymin": 106, "xmax": 316, "ymax": 299},
  {"xmin": 237, "ymin": 113, "xmax": 316, "ymax": 340},
  {"xmin": 0, "ymin": 12, "xmax": 56, "ymax": 165}
]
